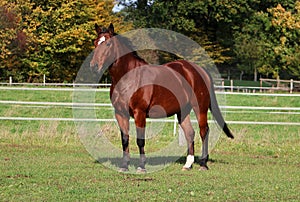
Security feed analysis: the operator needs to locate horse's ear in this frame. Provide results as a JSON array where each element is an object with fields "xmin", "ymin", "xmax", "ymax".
[
  {"xmin": 95, "ymin": 23, "xmax": 102, "ymax": 34},
  {"xmin": 108, "ymin": 23, "xmax": 114, "ymax": 34}
]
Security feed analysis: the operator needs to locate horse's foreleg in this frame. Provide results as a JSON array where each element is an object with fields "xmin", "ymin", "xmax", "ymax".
[
  {"xmin": 179, "ymin": 114, "xmax": 195, "ymax": 170},
  {"xmin": 115, "ymin": 113, "xmax": 130, "ymax": 171},
  {"xmin": 136, "ymin": 127, "xmax": 146, "ymax": 172},
  {"xmin": 120, "ymin": 130, "xmax": 130, "ymax": 171},
  {"xmin": 134, "ymin": 110, "xmax": 147, "ymax": 172}
]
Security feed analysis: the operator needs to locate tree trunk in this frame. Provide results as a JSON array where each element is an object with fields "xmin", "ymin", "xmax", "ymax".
[{"xmin": 254, "ymin": 67, "xmax": 257, "ymax": 81}]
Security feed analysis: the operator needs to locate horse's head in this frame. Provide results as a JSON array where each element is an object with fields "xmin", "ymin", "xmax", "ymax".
[{"xmin": 90, "ymin": 23, "xmax": 116, "ymax": 72}]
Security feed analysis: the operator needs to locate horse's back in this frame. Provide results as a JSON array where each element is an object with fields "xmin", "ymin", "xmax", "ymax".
[{"xmin": 164, "ymin": 60, "xmax": 211, "ymax": 92}]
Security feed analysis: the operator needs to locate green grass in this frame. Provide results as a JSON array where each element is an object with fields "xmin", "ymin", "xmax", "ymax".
[
  {"xmin": 1, "ymin": 88, "xmax": 300, "ymax": 201},
  {"xmin": 1, "ymin": 130, "xmax": 299, "ymax": 201}
]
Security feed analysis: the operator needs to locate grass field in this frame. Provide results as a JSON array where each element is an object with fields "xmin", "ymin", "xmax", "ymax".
[{"xmin": 1, "ymin": 88, "xmax": 300, "ymax": 201}]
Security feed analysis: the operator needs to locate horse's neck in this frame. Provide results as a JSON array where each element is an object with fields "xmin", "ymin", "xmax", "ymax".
[{"xmin": 109, "ymin": 53, "xmax": 148, "ymax": 85}]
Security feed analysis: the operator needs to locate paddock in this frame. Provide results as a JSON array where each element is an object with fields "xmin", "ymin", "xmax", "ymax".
[{"xmin": 1, "ymin": 85, "xmax": 299, "ymax": 201}]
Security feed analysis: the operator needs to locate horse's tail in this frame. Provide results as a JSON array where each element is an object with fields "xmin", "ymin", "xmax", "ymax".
[{"xmin": 209, "ymin": 82, "xmax": 234, "ymax": 139}]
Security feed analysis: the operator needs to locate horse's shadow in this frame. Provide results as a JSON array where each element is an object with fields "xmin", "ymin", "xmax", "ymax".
[{"xmin": 94, "ymin": 155, "xmax": 229, "ymax": 169}]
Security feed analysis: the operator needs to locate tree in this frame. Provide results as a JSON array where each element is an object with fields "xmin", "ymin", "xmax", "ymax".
[
  {"xmin": 0, "ymin": 0, "xmax": 132, "ymax": 82},
  {"xmin": 0, "ymin": 1, "xmax": 29, "ymax": 81},
  {"xmin": 268, "ymin": 2, "xmax": 300, "ymax": 78},
  {"xmin": 119, "ymin": 0, "xmax": 232, "ymax": 65},
  {"xmin": 119, "ymin": 0, "xmax": 300, "ymax": 80},
  {"xmin": 234, "ymin": 2, "xmax": 300, "ymax": 80}
]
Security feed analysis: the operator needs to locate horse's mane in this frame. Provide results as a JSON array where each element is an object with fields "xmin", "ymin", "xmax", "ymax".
[{"xmin": 113, "ymin": 33, "xmax": 146, "ymax": 62}]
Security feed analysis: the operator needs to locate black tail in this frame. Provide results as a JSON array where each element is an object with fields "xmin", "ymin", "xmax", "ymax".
[{"xmin": 209, "ymin": 85, "xmax": 234, "ymax": 139}]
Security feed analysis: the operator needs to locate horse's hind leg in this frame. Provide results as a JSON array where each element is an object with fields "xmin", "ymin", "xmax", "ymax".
[
  {"xmin": 197, "ymin": 112, "xmax": 210, "ymax": 170},
  {"xmin": 178, "ymin": 114, "xmax": 195, "ymax": 170},
  {"xmin": 200, "ymin": 125, "xmax": 209, "ymax": 170},
  {"xmin": 115, "ymin": 113, "xmax": 130, "ymax": 172}
]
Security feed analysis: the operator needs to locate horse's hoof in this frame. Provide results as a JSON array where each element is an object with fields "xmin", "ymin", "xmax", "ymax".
[
  {"xmin": 182, "ymin": 166, "xmax": 192, "ymax": 171},
  {"xmin": 119, "ymin": 167, "xmax": 129, "ymax": 172},
  {"xmin": 136, "ymin": 167, "xmax": 147, "ymax": 173},
  {"xmin": 199, "ymin": 166, "xmax": 209, "ymax": 171}
]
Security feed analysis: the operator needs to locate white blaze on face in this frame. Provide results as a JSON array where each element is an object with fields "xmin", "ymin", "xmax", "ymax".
[{"xmin": 98, "ymin": 36, "xmax": 106, "ymax": 46}]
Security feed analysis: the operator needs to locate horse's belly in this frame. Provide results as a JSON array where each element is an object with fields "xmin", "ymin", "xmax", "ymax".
[
  {"xmin": 146, "ymin": 104, "xmax": 177, "ymax": 118},
  {"xmin": 146, "ymin": 92, "xmax": 185, "ymax": 118}
]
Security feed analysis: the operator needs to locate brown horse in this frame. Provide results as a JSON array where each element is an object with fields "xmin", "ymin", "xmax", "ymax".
[{"xmin": 90, "ymin": 23, "xmax": 234, "ymax": 172}]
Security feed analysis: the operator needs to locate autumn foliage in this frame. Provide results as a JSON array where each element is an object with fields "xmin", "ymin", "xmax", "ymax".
[
  {"xmin": 0, "ymin": 0, "xmax": 131, "ymax": 82},
  {"xmin": 0, "ymin": 0, "xmax": 299, "ymax": 82}
]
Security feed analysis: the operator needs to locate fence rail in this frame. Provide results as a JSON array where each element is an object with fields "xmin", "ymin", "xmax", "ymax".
[
  {"xmin": 1, "ymin": 117, "xmax": 300, "ymax": 126},
  {"xmin": 1, "ymin": 86, "xmax": 300, "ymax": 128},
  {"xmin": 260, "ymin": 78, "xmax": 300, "ymax": 93},
  {"xmin": 1, "ymin": 100, "xmax": 300, "ymax": 111},
  {"xmin": 2, "ymin": 78, "xmax": 300, "ymax": 93},
  {"xmin": 1, "ymin": 86, "xmax": 300, "ymax": 96}
]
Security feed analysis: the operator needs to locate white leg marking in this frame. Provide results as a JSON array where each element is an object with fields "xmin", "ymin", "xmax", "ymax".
[{"xmin": 183, "ymin": 155, "xmax": 194, "ymax": 169}]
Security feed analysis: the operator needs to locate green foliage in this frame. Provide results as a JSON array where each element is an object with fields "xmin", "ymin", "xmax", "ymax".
[
  {"xmin": 234, "ymin": 1, "xmax": 300, "ymax": 80},
  {"xmin": 120, "ymin": 0, "xmax": 233, "ymax": 64},
  {"xmin": 120, "ymin": 0, "xmax": 300, "ymax": 80},
  {"xmin": 0, "ymin": 0, "xmax": 131, "ymax": 82},
  {"xmin": 1, "ymin": 0, "xmax": 300, "ymax": 82}
]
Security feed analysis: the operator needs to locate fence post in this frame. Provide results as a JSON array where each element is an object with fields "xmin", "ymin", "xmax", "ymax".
[
  {"xmin": 173, "ymin": 114, "xmax": 177, "ymax": 136},
  {"xmin": 230, "ymin": 80, "xmax": 233, "ymax": 92},
  {"xmin": 43, "ymin": 74, "xmax": 46, "ymax": 86},
  {"xmin": 260, "ymin": 79, "xmax": 262, "ymax": 92},
  {"xmin": 290, "ymin": 79, "xmax": 293, "ymax": 94},
  {"xmin": 277, "ymin": 77, "xmax": 280, "ymax": 88},
  {"xmin": 9, "ymin": 76, "xmax": 12, "ymax": 86}
]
